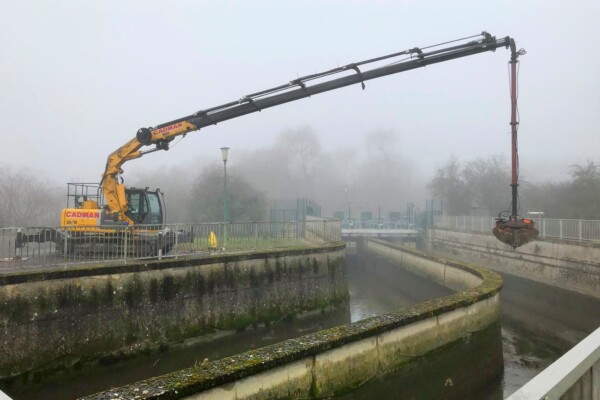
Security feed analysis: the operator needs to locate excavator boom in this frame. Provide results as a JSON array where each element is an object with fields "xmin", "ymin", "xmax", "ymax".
[
  {"xmin": 101, "ymin": 32, "xmax": 515, "ymax": 222},
  {"xmin": 34, "ymin": 31, "xmax": 535, "ymax": 254}
]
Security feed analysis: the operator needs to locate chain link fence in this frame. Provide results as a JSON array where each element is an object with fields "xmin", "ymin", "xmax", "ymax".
[{"xmin": 0, "ymin": 219, "xmax": 341, "ymax": 269}]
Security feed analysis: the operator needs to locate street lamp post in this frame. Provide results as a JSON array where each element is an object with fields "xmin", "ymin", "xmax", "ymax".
[
  {"xmin": 221, "ymin": 147, "xmax": 230, "ymax": 249},
  {"xmin": 343, "ymin": 186, "xmax": 348, "ymax": 226}
]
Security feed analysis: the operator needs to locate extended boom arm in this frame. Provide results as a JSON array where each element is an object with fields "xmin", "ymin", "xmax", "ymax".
[{"xmin": 101, "ymin": 32, "xmax": 517, "ymax": 221}]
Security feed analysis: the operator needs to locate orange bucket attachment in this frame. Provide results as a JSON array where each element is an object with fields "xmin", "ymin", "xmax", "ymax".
[{"xmin": 492, "ymin": 218, "xmax": 539, "ymax": 249}]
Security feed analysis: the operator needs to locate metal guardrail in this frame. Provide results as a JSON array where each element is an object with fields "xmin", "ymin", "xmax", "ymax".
[
  {"xmin": 0, "ymin": 220, "xmax": 341, "ymax": 269},
  {"xmin": 507, "ymin": 326, "xmax": 600, "ymax": 400},
  {"xmin": 341, "ymin": 228, "xmax": 419, "ymax": 238},
  {"xmin": 433, "ymin": 215, "xmax": 600, "ymax": 242}
]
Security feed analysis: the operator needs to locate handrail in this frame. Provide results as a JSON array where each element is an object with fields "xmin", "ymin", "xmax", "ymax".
[
  {"xmin": 434, "ymin": 215, "xmax": 600, "ymax": 242},
  {"xmin": 507, "ymin": 326, "xmax": 600, "ymax": 399}
]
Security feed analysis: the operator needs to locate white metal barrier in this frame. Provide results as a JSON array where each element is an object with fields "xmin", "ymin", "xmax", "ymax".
[
  {"xmin": 0, "ymin": 220, "xmax": 341, "ymax": 269},
  {"xmin": 507, "ymin": 326, "xmax": 600, "ymax": 400},
  {"xmin": 433, "ymin": 215, "xmax": 600, "ymax": 242}
]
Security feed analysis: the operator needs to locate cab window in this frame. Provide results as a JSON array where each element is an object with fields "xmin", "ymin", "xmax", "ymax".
[
  {"xmin": 126, "ymin": 192, "xmax": 149, "ymax": 224},
  {"xmin": 146, "ymin": 192, "xmax": 163, "ymax": 224}
]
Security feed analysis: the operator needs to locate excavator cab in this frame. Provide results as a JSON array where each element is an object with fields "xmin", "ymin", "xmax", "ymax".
[{"xmin": 124, "ymin": 188, "xmax": 165, "ymax": 225}]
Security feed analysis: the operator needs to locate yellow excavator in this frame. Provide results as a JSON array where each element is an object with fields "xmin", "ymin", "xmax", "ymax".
[{"xmin": 18, "ymin": 32, "xmax": 537, "ymax": 254}]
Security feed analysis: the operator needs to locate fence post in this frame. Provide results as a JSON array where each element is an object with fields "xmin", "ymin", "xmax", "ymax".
[
  {"xmin": 175, "ymin": 226, "xmax": 179, "ymax": 259},
  {"xmin": 559, "ymin": 220, "xmax": 563, "ymax": 239},
  {"xmin": 123, "ymin": 228, "xmax": 128, "ymax": 262},
  {"xmin": 578, "ymin": 220, "xmax": 582, "ymax": 241},
  {"xmin": 63, "ymin": 234, "xmax": 68, "ymax": 258},
  {"xmin": 542, "ymin": 219, "xmax": 546, "ymax": 238},
  {"xmin": 254, "ymin": 222, "xmax": 258, "ymax": 249},
  {"xmin": 14, "ymin": 228, "xmax": 20, "ymax": 261}
]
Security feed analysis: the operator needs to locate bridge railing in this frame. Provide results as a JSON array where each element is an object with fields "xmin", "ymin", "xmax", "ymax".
[
  {"xmin": 0, "ymin": 220, "xmax": 341, "ymax": 269},
  {"xmin": 433, "ymin": 215, "xmax": 600, "ymax": 242},
  {"xmin": 507, "ymin": 326, "xmax": 600, "ymax": 400}
]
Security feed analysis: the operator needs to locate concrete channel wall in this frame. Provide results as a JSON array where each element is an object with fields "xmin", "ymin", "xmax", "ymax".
[
  {"xmin": 429, "ymin": 228, "xmax": 600, "ymax": 299},
  {"xmin": 82, "ymin": 239, "xmax": 503, "ymax": 400},
  {"xmin": 0, "ymin": 244, "xmax": 347, "ymax": 384}
]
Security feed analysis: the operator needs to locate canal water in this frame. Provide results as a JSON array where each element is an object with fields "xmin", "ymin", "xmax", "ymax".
[{"xmin": 5, "ymin": 247, "xmax": 600, "ymax": 399}]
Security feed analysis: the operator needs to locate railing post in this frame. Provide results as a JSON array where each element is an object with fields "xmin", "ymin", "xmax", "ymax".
[
  {"xmin": 63, "ymin": 234, "xmax": 68, "ymax": 259},
  {"xmin": 175, "ymin": 226, "xmax": 179, "ymax": 259},
  {"xmin": 578, "ymin": 220, "xmax": 582, "ymax": 241},
  {"xmin": 559, "ymin": 220, "xmax": 563, "ymax": 239},
  {"xmin": 542, "ymin": 218, "xmax": 546, "ymax": 238},
  {"xmin": 254, "ymin": 222, "xmax": 258, "ymax": 249},
  {"xmin": 15, "ymin": 228, "xmax": 21, "ymax": 261},
  {"xmin": 123, "ymin": 228, "xmax": 128, "ymax": 262},
  {"xmin": 191, "ymin": 226, "xmax": 195, "ymax": 253}
]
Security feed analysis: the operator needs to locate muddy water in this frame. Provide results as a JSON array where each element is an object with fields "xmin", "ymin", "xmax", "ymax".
[
  {"xmin": 343, "ymin": 251, "xmax": 600, "ymax": 399},
  {"xmin": 6, "ymin": 247, "xmax": 600, "ymax": 399},
  {"xmin": 4, "ymin": 303, "xmax": 352, "ymax": 400},
  {"xmin": 437, "ymin": 249, "xmax": 600, "ymax": 398}
]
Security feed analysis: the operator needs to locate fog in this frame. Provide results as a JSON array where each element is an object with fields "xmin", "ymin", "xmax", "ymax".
[
  {"xmin": 129, "ymin": 125, "xmax": 426, "ymax": 221},
  {"xmin": 1, "ymin": 1, "xmax": 599, "ymax": 224}
]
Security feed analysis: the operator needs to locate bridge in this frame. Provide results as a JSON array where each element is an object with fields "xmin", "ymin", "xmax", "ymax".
[
  {"xmin": 341, "ymin": 218, "xmax": 420, "ymax": 240},
  {"xmin": 341, "ymin": 228, "xmax": 419, "ymax": 239}
]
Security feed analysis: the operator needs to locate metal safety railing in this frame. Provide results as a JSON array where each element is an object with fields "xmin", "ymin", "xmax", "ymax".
[
  {"xmin": 507, "ymin": 326, "xmax": 600, "ymax": 400},
  {"xmin": 0, "ymin": 219, "xmax": 341, "ymax": 269},
  {"xmin": 433, "ymin": 215, "xmax": 600, "ymax": 242}
]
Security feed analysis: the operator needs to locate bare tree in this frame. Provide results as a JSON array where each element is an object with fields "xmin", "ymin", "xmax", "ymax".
[
  {"xmin": 428, "ymin": 156, "xmax": 469, "ymax": 215},
  {"xmin": 238, "ymin": 125, "xmax": 322, "ymax": 200},
  {"xmin": 0, "ymin": 166, "xmax": 63, "ymax": 226},
  {"xmin": 352, "ymin": 129, "xmax": 413, "ymax": 213},
  {"xmin": 130, "ymin": 164, "xmax": 194, "ymax": 223},
  {"xmin": 188, "ymin": 164, "xmax": 267, "ymax": 223},
  {"xmin": 462, "ymin": 154, "xmax": 511, "ymax": 215}
]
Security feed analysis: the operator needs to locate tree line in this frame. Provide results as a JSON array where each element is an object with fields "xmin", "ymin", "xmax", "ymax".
[
  {"xmin": 428, "ymin": 156, "xmax": 600, "ymax": 219},
  {"xmin": 3, "ymin": 126, "xmax": 599, "ymax": 227},
  {"xmin": 1, "ymin": 125, "xmax": 419, "ymax": 227}
]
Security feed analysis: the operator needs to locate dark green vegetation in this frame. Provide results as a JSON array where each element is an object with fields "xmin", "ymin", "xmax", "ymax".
[
  {"xmin": 0, "ymin": 244, "xmax": 347, "ymax": 393},
  {"xmin": 80, "ymin": 241, "xmax": 502, "ymax": 400}
]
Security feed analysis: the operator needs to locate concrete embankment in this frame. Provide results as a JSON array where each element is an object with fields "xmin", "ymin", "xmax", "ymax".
[
  {"xmin": 81, "ymin": 239, "xmax": 503, "ymax": 400},
  {"xmin": 429, "ymin": 229, "xmax": 600, "ymax": 299},
  {"xmin": 0, "ymin": 244, "xmax": 347, "ymax": 389}
]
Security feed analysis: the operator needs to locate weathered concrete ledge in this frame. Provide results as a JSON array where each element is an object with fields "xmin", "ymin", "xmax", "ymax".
[
  {"xmin": 0, "ymin": 243, "xmax": 346, "ymax": 285},
  {"xmin": 0, "ymin": 243, "xmax": 347, "ymax": 384},
  {"xmin": 429, "ymin": 228, "xmax": 600, "ymax": 299},
  {"xmin": 81, "ymin": 239, "xmax": 503, "ymax": 400}
]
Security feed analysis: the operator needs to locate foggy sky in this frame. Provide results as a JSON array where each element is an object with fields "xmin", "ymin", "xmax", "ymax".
[{"xmin": 1, "ymin": 1, "xmax": 599, "ymax": 185}]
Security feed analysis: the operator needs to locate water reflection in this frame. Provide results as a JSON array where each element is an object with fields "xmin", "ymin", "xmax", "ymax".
[{"xmin": 347, "ymin": 252, "xmax": 452, "ymax": 322}]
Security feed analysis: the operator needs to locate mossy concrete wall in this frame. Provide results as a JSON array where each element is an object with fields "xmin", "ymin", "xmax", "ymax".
[
  {"xmin": 81, "ymin": 239, "xmax": 503, "ymax": 400},
  {"xmin": 429, "ymin": 228, "xmax": 600, "ymax": 299},
  {"xmin": 0, "ymin": 244, "xmax": 347, "ymax": 382}
]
